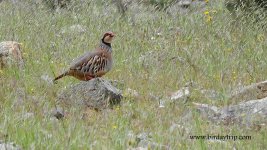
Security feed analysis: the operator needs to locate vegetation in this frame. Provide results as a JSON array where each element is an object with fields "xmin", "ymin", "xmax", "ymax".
[
  {"xmin": 0, "ymin": 0, "xmax": 266, "ymax": 149},
  {"xmin": 225, "ymin": 0, "xmax": 267, "ymax": 25}
]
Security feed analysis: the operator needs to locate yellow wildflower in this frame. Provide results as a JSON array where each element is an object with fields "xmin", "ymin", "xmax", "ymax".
[
  {"xmin": 249, "ymin": 78, "xmax": 253, "ymax": 83},
  {"xmin": 232, "ymin": 71, "xmax": 237, "ymax": 80},
  {"xmin": 205, "ymin": 0, "xmax": 209, "ymax": 3},
  {"xmin": 204, "ymin": 10, "xmax": 209, "ymax": 15},
  {"xmin": 112, "ymin": 125, "xmax": 117, "ymax": 129},
  {"xmin": 206, "ymin": 16, "xmax": 212, "ymax": 22}
]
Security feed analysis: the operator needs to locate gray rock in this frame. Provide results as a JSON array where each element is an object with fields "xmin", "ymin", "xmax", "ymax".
[
  {"xmin": 169, "ymin": 82, "xmax": 197, "ymax": 102},
  {"xmin": 0, "ymin": 41, "xmax": 24, "ymax": 69},
  {"xmin": 194, "ymin": 97, "xmax": 267, "ymax": 126},
  {"xmin": 51, "ymin": 107, "xmax": 64, "ymax": 119},
  {"xmin": 170, "ymin": 86, "xmax": 190, "ymax": 102},
  {"xmin": 57, "ymin": 78, "xmax": 122, "ymax": 110},
  {"xmin": 178, "ymin": 0, "xmax": 191, "ymax": 8},
  {"xmin": 168, "ymin": 82, "xmax": 221, "ymax": 106},
  {"xmin": 229, "ymin": 80, "xmax": 267, "ymax": 102},
  {"xmin": 193, "ymin": 102, "xmax": 221, "ymax": 122},
  {"xmin": 190, "ymin": 0, "xmax": 206, "ymax": 9},
  {"xmin": 0, "ymin": 141, "xmax": 21, "ymax": 150}
]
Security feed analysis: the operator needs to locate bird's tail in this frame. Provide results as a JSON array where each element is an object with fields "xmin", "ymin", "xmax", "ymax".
[{"xmin": 53, "ymin": 71, "xmax": 68, "ymax": 83}]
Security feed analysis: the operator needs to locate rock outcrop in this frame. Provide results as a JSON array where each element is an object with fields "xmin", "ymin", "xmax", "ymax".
[
  {"xmin": 229, "ymin": 80, "xmax": 267, "ymax": 102},
  {"xmin": 194, "ymin": 97, "xmax": 267, "ymax": 126},
  {"xmin": 57, "ymin": 78, "xmax": 123, "ymax": 110},
  {"xmin": 0, "ymin": 41, "xmax": 24, "ymax": 69}
]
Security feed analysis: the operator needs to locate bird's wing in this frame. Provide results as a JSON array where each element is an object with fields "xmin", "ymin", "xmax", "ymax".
[
  {"xmin": 70, "ymin": 51, "xmax": 108, "ymax": 76},
  {"xmin": 70, "ymin": 51, "xmax": 92, "ymax": 69}
]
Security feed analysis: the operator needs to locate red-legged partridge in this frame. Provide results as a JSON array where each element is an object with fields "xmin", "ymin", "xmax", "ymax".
[{"xmin": 53, "ymin": 31, "xmax": 115, "ymax": 82}]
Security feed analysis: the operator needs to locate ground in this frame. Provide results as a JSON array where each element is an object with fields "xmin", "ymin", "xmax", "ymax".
[{"xmin": 0, "ymin": 0, "xmax": 266, "ymax": 149}]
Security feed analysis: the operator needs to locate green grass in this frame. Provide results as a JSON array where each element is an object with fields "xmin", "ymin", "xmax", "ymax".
[{"xmin": 0, "ymin": 0, "xmax": 267, "ymax": 149}]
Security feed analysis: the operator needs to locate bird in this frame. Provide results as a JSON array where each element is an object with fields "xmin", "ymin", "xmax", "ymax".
[{"xmin": 53, "ymin": 31, "xmax": 115, "ymax": 82}]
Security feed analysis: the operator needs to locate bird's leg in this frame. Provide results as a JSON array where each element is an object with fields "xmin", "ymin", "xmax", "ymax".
[{"xmin": 84, "ymin": 75, "xmax": 94, "ymax": 81}]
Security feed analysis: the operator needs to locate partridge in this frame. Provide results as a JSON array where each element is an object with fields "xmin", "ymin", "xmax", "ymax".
[{"xmin": 53, "ymin": 31, "xmax": 115, "ymax": 82}]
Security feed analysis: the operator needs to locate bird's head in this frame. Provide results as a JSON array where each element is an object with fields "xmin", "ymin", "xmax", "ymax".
[{"xmin": 102, "ymin": 31, "xmax": 115, "ymax": 44}]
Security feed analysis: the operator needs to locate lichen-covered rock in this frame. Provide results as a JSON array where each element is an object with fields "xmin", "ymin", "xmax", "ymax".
[
  {"xmin": 0, "ymin": 41, "xmax": 24, "ymax": 69},
  {"xmin": 57, "ymin": 78, "xmax": 122, "ymax": 110}
]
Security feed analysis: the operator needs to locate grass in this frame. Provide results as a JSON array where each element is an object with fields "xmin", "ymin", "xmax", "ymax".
[{"xmin": 0, "ymin": 0, "xmax": 267, "ymax": 149}]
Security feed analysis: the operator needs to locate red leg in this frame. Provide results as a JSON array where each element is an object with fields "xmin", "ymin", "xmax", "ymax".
[{"xmin": 84, "ymin": 75, "xmax": 94, "ymax": 81}]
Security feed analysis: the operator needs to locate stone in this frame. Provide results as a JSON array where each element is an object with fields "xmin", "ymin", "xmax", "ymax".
[
  {"xmin": 0, "ymin": 41, "xmax": 24, "ymax": 69},
  {"xmin": 170, "ymin": 86, "xmax": 190, "ymax": 101},
  {"xmin": 51, "ymin": 107, "xmax": 65, "ymax": 119},
  {"xmin": 57, "ymin": 78, "xmax": 122, "ymax": 110},
  {"xmin": 0, "ymin": 141, "xmax": 21, "ymax": 150},
  {"xmin": 193, "ymin": 97, "xmax": 267, "ymax": 126},
  {"xmin": 229, "ymin": 80, "xmax": 267, "ymax": 102},
  {"xmin": 178, "ymin": 0, "xmax": 191, "ymax": 8}
]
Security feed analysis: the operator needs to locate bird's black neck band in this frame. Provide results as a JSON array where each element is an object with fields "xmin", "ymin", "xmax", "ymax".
[
  {"xmin": 101, "ymin": 38, "xmax": 111, "ymax": 47},
  {"xmin": 100, "ymin": 39, "xmax": 112, "ymax": 53}
]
